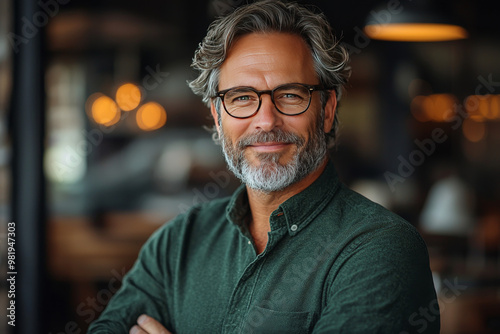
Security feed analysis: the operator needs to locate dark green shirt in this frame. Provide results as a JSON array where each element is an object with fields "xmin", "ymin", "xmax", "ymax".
[{"xmin": 89, "ymin": 162, "xmax": 439, "ymax": 333}]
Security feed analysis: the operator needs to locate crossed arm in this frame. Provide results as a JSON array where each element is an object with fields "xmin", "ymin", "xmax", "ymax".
[
  {"xmin": 129, "ymin": 315, "xmax": 170, "ymax": 334},
  {"xmin": 92, "ymin": 217, "xmax": 439, "ymax": 333}
]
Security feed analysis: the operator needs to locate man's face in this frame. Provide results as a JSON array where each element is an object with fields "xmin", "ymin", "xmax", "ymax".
[{"xmin": 213, "ymin": 32, "xmax": 335, "ymax": 193}]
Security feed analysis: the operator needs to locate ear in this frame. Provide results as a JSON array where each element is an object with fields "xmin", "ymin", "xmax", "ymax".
[
  {"xmin": 323, "ymin": 90, "xmax": 337, "ymax": 133},
  {"xmin": 210, "ymin": 100, "xmax": 221, "ymax": 134}
]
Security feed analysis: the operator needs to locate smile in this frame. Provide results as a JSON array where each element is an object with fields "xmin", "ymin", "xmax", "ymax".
[{"xmin": 247, "ymin": 142, "xmax": 292, "ymax": 153}]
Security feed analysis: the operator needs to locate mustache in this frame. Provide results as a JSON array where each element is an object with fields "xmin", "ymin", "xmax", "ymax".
[{"xmin": 237, "ymin": 129, "xmax": 305, "ymax": 150}]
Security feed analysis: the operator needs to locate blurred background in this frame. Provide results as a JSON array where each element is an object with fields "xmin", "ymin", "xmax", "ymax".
[{"xmin": 1, "ymin": 0, "xmax": 499, "ymax": 333}]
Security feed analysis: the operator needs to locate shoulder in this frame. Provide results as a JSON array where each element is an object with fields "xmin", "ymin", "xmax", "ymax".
[
  {"xmin": 144, "ymin": 195, "xmax": 234, "ymax": 249},
  {"xmin": 337, "ymin": 183, "xmax": 408, "ymax": 224},
  {"xmin": 324, "ymin": 183, "xmax": 429, "ymax": 263},
  {"xmin": 318, "ymin": 187, "xmax": 438, "ymax": 332},
  {"xmin": 338, "ymin": 183, "xmax": 421, "ymax": 233},
  {"xmin": 169, "ymin": 196, "xmax": 231, "ymax": 227}
]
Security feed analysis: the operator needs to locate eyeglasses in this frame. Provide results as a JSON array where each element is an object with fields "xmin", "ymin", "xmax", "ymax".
[{"xmin": 214, "ymin": 83, "xmax": 331, "ymax": 119}]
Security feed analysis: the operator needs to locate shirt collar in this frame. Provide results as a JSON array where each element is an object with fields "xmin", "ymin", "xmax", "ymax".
[
  {"xmin": 276, "ymin": 160, "xmax": 340, "ymax": 236},
  {"xmin": 226, "ymin": 160, "xmax": 340, "ymax": 236},
  {"xmin": 226, "ymin": 184, "xmax": 249, "ymax": 228}
]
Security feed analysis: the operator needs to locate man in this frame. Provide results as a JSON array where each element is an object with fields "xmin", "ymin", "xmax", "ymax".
[{"xmin": 89, "ymin": 1, "xmax": 439, "ymax": 333}]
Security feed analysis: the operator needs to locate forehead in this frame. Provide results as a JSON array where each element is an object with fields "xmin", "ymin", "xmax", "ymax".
[{"xmin": 219, "ymin": 32, "xmax": 318, "ymax": 89}]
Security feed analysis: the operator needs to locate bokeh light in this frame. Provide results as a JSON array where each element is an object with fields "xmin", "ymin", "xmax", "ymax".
[
  {"xmin": 116, "ymin": 83, "xmax": 141, "ymax": 111},
  {"xmin": 44, "ymin": 145, "xmax": 86, "ymax": 183},
  {"xmin": 465, "ymin": 95, "xmax": 500, "ymax": 121},
  {"xmin": 489, "ymin": 95, "xmax": 500, "ymax": 119},
  {"xmin": 136, "ymin": 102, "xmax": 167, "ymax": 131},
  {"xmin": 462, "ymin": 118, "xmax": 486, "ymax": 143},
  {"xmin": 411, "ymin": 96, "xmax": 429, "ymax": 122},
  {"xmin": 90, "ymin": 95, "xmax": 120, "ymax": 126},
  {"xmin": 411, "ymin": 94, "xmax": 457, "ymax": 122}
]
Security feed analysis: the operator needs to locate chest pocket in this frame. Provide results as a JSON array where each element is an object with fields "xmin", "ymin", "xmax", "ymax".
[{"xmin": 240, "ymin": 306, "xmax": 316, "ymax": 334}]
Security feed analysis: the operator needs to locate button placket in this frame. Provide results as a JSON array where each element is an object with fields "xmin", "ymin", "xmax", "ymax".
[{"xmin": 222, "ymin": 250, "xmax": 265, "ymax": 333}]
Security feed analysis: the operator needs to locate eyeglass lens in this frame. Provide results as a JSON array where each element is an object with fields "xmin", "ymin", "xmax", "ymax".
[{"xmin": 223, "ymin": 84, "xmax": 311, "ymax": 118}]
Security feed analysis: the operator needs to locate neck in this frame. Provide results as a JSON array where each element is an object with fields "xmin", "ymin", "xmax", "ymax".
[{"xmin": 246, "ymin": 158, "xmax": 328, "ymax": 253}]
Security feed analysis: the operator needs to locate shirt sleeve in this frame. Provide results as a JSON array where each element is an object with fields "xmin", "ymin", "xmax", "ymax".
[
  {"xmin": 87, "ymin": 222, "xmax": 174, "ymax": 334},
  {"xmin": 312, "ymin": 223, "xmax": 440, "ymax": 334}
]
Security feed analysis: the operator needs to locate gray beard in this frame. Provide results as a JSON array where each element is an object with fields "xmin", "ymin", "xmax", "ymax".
[{"xmin": 219, "ymin": 118, "xmax": 327, "ymax": 193}]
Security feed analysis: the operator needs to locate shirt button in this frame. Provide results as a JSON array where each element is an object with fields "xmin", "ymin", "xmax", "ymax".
[
  {"xmin": 248, "ymin": 240, "xmax": 252, "ymax": 245},
  {"xmin": 291, "ymin": 224, "xmax": 298, "ymax": 231}
]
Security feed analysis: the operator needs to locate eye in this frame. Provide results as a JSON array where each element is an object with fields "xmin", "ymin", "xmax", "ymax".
[
  {"xmin": 274, "ymin": 85, "xmax": 309, "ymax": 104},
  {"xmin": 276, "ymin": 92, "xmax": 305, "ymax": 103},
  {"xmin": 282, "ymin": 93, "xmax": 301, "ymax": 99},
  {"xmin": 225, "ymin": 89, "xmax": 258, "ymax": 105},
  {"xmin": 233, "ymin": 95, "xmax": 252, "ymax": 102}
]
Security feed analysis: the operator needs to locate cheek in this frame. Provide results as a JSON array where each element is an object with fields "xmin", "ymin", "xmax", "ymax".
[
  {"xmin": 221, "ymin": 118, "xmax": 250, "ymax": 141},
  {"xmin": 289, "ymin": 113, "xmax": 320, "ymax": 136}
]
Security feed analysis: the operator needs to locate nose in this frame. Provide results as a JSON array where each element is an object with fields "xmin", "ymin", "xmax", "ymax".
[{"xmin": 252, "ymin": 93, "xmax": 283, "ymax": 131}]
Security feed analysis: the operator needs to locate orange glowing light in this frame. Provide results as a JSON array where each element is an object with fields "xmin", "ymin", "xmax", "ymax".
[
  {"xmin": 411, "ymin": 94, "xmax": 457, "ymax": 122},
  {"xmin": 478, "ymin": 96, "xmax": 492, "ymax": 119},
  {"xmin": 464, "ymin": 95, "xmax": 485, "ymax": 121},
  {"xmin": 465, "ymin": 95, "xmax": 500, "ymax": 121},
  {"xmin": 364, "ymin": 23, "xmax": 468, "ymax": 42},
  {"xmin": 462, "ymin": 118, "xmax": 486, "ymax": 143},
  {"xmin": 411, "ymin": 95, "xmax": 430, "ymax": 122},
  {"xmin": 136, "ymin": 102, "xmax": 167, "ymax": 131},
  {"xmin": 490, "ymin": 95, "xmax": 500, "ymax": 119},
  {"xmin": 116, "ymin": 83, "xmax": 141, "ymax": 111},
  {"xmin": 91, "ymin": 95, "xmax": 120, "ymax": 126}
]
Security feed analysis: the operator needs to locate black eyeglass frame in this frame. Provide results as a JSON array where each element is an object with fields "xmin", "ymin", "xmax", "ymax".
[{"xmin": 213, "ymin": 83, "xmax": 333, "ymax": 119}]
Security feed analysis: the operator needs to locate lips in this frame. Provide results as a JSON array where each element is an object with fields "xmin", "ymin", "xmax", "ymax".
[
  {"xmin": 247, "ymin": 142, "xmax": 291, "ymax": 152},
  {"xmin": 249, "ymin": 141, "xmax": 289, "ymax": 146}
]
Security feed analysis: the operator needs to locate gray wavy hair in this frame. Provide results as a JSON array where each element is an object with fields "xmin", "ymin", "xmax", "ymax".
[{"xmin": 188, "ymin": 0, "xmax": 351, "ymax": 147}]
